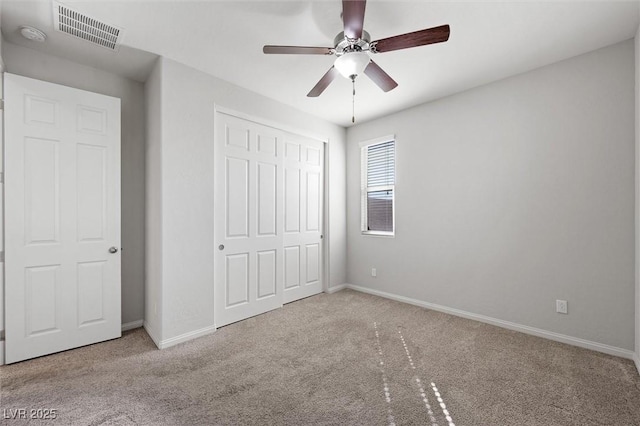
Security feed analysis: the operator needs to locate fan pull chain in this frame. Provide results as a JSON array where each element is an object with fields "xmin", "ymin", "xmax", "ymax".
[{"xmin": 352, "ymin": 76, "xmax": 356, "ymax": 123}]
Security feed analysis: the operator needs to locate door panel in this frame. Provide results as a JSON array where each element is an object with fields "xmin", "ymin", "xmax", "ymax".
[
  {"xmin": 306, "ymin": 171, "xmax": 321, "ymax": 231},
  {"xmin": 25, "ymin": 137, "xmax": 60, "ymax": 245},
  {"xmin": 226, "ymin": 157, "xmax": 249, "ymax": 238},
  {"xmin": 306, "ymin": 146, "xmax": 321, "ymax": 165},
  {"xmin": 257, "ymin": 134, "xmax": 277, "ymax": 156},
  {"xmin": 25, "ymin": 95, "xmax": 58, "ymax": 126},
  {"xmin": 215, "ymin": 113, "xmax": 284, "ymax": 327},
  {"xmin": 285, "ymin": 142, "xmax": 300, "ymax": 161},
  {"xmin": 25, "ymin": 265, "xmax": 60, "ymax": 336},
  {"xmin": 226, "ymin": 253, "xmax": 249, "ymax": 307},
  {"xmin": 284, "ymin": 246, "xmax": 300, "ymax": 289},
  {"xmin": 285, "ymin": 168, "xmax": 301, "ymax": 232},
  {"xmin": 77, "ymin": 105, "xmax": 107, "ymax": 135},
  {"xmin": 257, "ymin": 250, "xmax": 276, "ymax": 299},
  {"xmin": 77, "ymin": 261, "xmax": 106, "ymax": 326},
  {"xmin": 226, "ymin": 125, "xmax": 250, "ymax": 150},
  {"xmin": 306, "ymin": 243, "xmax": 320, "ymax": 283},
  {"xmin": 77, "ymin": 144, "xmax": 107, "ymax": 241},
  {"xmin": 5, "ymin": 73, "xmax": 121, "ymax": 363},
  {"xmin": 283, "ymin": 135, "xmax": 324, "ymax": 303},
  {"xmin": 257, "ymin": 162, "xmax": 277, "ymax": 236}
]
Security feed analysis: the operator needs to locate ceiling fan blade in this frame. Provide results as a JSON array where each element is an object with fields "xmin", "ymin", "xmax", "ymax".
[
  {"xmin": 307, "ymin": 66, "xmax": 340, "ymax": 97},
  {"xmin": 364, "ymin": 60, "xmax": 398, "ymax": 92},
  {"xmin": 372, "ymin": 24, "xmax": 450, "ymax": 53},
  {"xmin": 263, "ymin": 45, "xmax": 334, "ymax": 55},
  {"xmin": 342, "ymin": 0, "xmax": 367, "ymax": 40}
]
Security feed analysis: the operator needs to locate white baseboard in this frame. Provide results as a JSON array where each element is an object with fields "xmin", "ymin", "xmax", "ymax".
[
  {"xmin": 143, "ymin": 322, "xmax": 162, "ymax": 349},
  {"xmin": 122, "ymin": 320, "xmax": 144, "ymax": 332},
  {"xmin": 154, "ymin": 325, "xmax": 216, "ymax": 349},
  {"xmin": 345, "ymin": 283, "xmax": 635, "ymax": 360},
  {"xmin": 634, "ymin": 353, "xmax": 640, "ymax": 375},
  {"xmin": 325, "ymin": 284, "xmax": 347, "ymax": 294}
]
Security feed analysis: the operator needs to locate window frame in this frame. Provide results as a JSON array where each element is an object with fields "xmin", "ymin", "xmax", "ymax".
[{"xmin": 360, "ymin": 135, "xmax": 396, "ymax": 237}]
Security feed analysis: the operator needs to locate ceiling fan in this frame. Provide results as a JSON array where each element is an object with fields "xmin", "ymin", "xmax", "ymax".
[{"xmin": 263, "ymin": 0, "xmax": 450, "ymax": 99}]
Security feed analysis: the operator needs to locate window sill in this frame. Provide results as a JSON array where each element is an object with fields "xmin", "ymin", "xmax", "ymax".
[{"xmin": 361, "ymin": 231, "xmax": 395, "ymax": 238}]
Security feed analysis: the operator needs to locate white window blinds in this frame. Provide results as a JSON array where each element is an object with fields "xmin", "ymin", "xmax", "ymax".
[
  {"xmin": 361, "ymin": 139, "xmax": 395, "ymax": 234},
  {"xmin": 367, "ymin": 141, "xmax": 395, "ymax": 187}
]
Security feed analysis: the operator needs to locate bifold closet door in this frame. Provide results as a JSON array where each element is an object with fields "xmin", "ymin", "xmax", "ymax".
[
  {"xmin": 282, "ymin": 135, "xmax": 324, "ymax": 303},
  {"xmin": 214, "ymin": 112, "xmax": 325, "ymax": 327},
  {"xmin": 214, "ymin": 113, "xmax": 285, "ymax": 327}
]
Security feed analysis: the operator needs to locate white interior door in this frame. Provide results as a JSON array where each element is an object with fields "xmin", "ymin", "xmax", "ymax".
[
  {"xmin": 214, "ymin": 112, "xmax": 284, "ymax": 327},
  {"xmin": 5, "ymin": 73, "xmax": 121, "ymax": 364},
  {"xmin": 283, "ymin": 134, "xmax": 324, "ymax": 303}
]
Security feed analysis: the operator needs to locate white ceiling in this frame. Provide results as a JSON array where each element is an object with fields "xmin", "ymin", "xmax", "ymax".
[{"xmin": 2, "ymin": 1, "xmax": 639, "ymax": 127}]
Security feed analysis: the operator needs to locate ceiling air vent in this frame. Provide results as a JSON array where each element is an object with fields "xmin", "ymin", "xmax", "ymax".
[{"xmin": 52, "ymin": 1, "xmax": 124, "ymax": 51}]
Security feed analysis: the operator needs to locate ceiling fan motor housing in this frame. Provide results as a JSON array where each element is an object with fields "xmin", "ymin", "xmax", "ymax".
[{"xmin": 334, "ymin": 30, "xmax": 370, "ymax": 56}]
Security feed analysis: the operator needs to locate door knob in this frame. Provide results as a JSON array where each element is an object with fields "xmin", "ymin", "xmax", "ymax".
[
  {"xmin": 218, "ymin": 245, "xmax": 225, "ymax": 251},
  {"xmin": 109, "ymin": 246, "xmax": 118, "ymax": 254}
]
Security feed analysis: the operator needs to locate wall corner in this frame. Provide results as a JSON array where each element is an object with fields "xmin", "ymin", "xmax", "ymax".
[{"xmin": 635, "ymin": 22, "xmax": 640, "ymax": 363}]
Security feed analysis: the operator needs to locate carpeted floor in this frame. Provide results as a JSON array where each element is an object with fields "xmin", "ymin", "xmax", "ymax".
[{"xmin": 2, "ymin": 289, "xmax": 640, "ymax": 425}]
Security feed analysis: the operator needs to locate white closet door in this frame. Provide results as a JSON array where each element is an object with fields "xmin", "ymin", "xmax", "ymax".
[
  {"xmin": 282, "ymin": 134, "xmax": 324, "ymax": 304},
  {"xmin": 5, "ymin": 73, "xmax": 121, "ymax": 363},
  {"xmin": 214, "ymin": 113, "xmax": 284, "ymax": 327}
]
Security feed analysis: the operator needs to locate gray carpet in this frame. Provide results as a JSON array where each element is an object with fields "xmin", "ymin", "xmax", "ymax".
[{"xmin": 2, "ymin": 289, "xmax": 640, "ymax": 425}]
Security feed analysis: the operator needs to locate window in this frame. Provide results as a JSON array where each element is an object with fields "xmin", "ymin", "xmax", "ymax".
[{"xmin": 361, "ymin": 137, "xmax": 395, "ymax": 235}]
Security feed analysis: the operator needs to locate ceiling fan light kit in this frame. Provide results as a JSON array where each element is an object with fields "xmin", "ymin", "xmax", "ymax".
[
  {"xmin": 334, "ymin": 51, "xmax": 370, "ymax": 79},
  {"xmin": 264, "ymin": 0, "xmax": 450, "ymax": 121}
]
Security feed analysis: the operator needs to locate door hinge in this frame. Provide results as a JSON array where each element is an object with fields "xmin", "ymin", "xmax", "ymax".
[
  {"xmin": 0, "ymin": 172, "xmax": 3, "ymax": 183},
  {"xmin": 0, "ymin": 99, "xmax": 5, "ymax": 110},
  {"xmin": 0, "ymin": 251, "xmax": 4, "ymax": 262}
]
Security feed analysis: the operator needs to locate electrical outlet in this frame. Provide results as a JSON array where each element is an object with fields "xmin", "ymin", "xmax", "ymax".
[
  {"xmin": 371, "ymin": 268, "xmax": 377, "ymax": 277},
  {"xmin": 556, "ymin": 299, "xmax": 568, "ymax": 314}
]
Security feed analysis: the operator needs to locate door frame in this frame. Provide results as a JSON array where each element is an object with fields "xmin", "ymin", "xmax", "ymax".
[{"xmin": 212, "ymin": 105, "xmax": 330, "ymax": 326}]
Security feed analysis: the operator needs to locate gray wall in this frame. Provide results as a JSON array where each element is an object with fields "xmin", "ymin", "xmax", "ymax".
[
  {"xmin": 346, "ymin": 40, "xmax": 635, "ymax": 350},
  {"xmin": 2, "ymin": 41, "xmax": 146, "ymax": 326},
  {"xmin": 635, "ymin": 27, "xmax": 640, "ymax": 364},
  {"xmin": 146, "ymin": 57, "xmax": 347, "ymax": 345},
  {"xmin": 0, "ymin": 27, "xmax": 4, "ymax": 346},
  {"xmin": 144, "ymin": 58, "xmax": 162, "ymax": 339}
]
